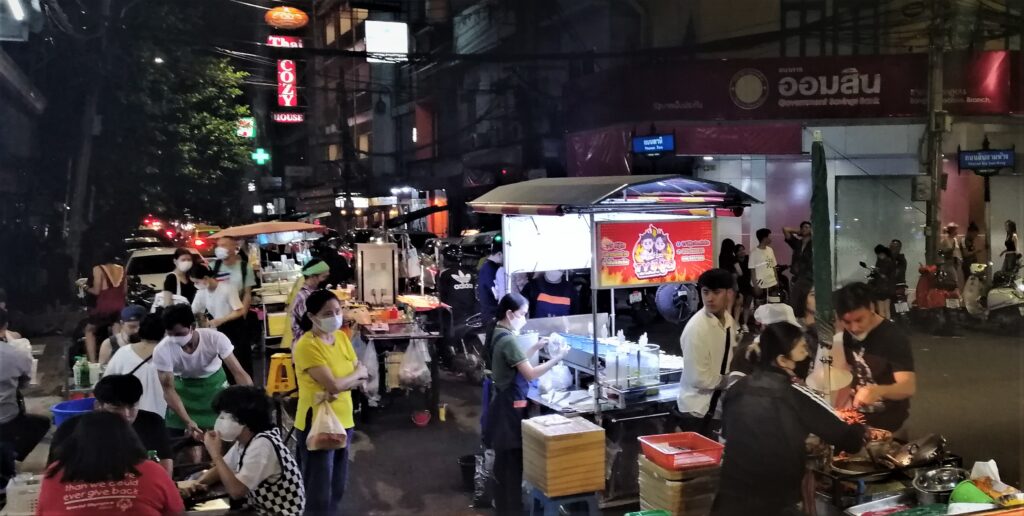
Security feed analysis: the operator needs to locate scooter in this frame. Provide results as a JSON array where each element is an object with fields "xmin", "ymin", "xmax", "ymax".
[
  {"xmin": 912, "ymin": 264, "xmax": 961, "ymax": 335},
  {"xmin": 962, "ymin": 263, "xmax": 1024, "ymax": 332},
  {"xmin": 858, "ymin": 261, "xmax": 910, "ymax": 326}
]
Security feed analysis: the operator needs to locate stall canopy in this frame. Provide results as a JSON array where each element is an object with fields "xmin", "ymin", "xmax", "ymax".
[{"xmin": 468, "ymin": 175, "xmax": 761, "ymax": 215}]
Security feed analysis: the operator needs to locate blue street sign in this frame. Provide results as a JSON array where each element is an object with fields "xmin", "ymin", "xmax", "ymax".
[
  {"xmin": 959, "ymin": 149, "xmax": 1015, "ymax": 173},
  {"xmin": 631, "ymin": 134, "xmax": 676, "ymax": 154}
]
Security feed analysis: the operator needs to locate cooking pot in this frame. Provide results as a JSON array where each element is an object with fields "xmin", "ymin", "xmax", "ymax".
[{"xmin": 913, "ymin": 467, "xmax": 969, "ymax": 505}]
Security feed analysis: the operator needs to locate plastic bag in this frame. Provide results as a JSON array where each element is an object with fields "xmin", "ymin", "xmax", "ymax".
[
  {"xmin": 545, "ymin": 333, "xmax": 570, "ymax": 357},
  {"xmin": 399, "ymin": 340, "xmax": 431, "ymax": 389},
  {"xmin": 538, "ymin": 363, "xmax": 573, "ymax": 394},
  {"xmin": 472, "ymin": 449, "xmax": 495, "ymax": 508},
  {"xmin": 360, "ymin": 341, "xmax": 380, "ymax": 404},
  {"xmin": 306, "ymin": 392, "xmax": 348, "ymax": 451}
]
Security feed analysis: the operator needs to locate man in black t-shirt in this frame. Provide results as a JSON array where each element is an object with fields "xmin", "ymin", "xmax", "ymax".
[
  {"xmin": 49, "ymin": 375, "xmax": 172, "ymax": 475},
  {"xmin": 834, "ymin": 282, "xmax": 916, "ymax": 432}
]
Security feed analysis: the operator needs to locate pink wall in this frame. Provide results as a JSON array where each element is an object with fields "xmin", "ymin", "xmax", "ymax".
[
  {"xmin": 941, "ymin": 161, "xmax": 986, "ymax": 232},
  {"xmin": 765, "ymin": 160, "xmax": 813, "ymax": 267}
]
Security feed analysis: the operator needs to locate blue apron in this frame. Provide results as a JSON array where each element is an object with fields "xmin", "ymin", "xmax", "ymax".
[{"xmin": 482, "ymin": 329, "xmax": 531, "ymax": 451}]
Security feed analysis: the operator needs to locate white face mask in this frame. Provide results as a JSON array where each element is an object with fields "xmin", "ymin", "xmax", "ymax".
[
  {"xmin": 214, "ymin": 247, "xmax": 231, "ymax": 260},
  {"xmin": 544, "ymin": 271, "xmax": 562, "ymax": 283},
  {"xmin": 510, "ymin": 313, "xmax": 527, "ymax": 332},
  {"xmin": 176, "ymin": 260, "xmax": 193, "ymax": 273},
  {"xmin": 317, "ymin": 314, "xmax": 343, "ymax": 334},
  {"xmin": 167, "ymin": 332, "xmax": 192, "ymax": 347},
  {"xmin": 214, "ymin": 413, "xmax": 244, "ymax": 442}
]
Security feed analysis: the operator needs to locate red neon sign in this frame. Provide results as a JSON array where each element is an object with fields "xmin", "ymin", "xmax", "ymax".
[
  {"xmin": 272, "ymin": 112, "xmax": 305, "ymax": 123},
  {"xmin": 267, "ymin": 35, "xmax": 304, "ymax": 48},
  {"xmin": 277, "ymin": 60, "xmax": 297, "ymax": 107}
]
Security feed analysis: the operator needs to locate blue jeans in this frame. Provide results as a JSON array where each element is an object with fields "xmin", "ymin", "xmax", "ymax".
[{"xmin": 296, "ymin": 426, "xmax": 354, "ymax": 515}]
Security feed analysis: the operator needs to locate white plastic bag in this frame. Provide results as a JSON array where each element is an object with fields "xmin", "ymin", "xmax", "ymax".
[
  {"xmin": 399, "ymin": 340, "xmax": 431, "ymax": 389},
  {"xmin": 538, "ymin": 363, "xmax": 573, "ymax": 394},
  {"xmin": 360, "ymin": 341, "xmax": 380, "ymax": 403},
  {"xmin": 545, "ymin": 333, "xmax": 570, "ymax": 357},
  {"xmin": 306, "ymin": 392, "xmax": 347, "ymax": 451}
]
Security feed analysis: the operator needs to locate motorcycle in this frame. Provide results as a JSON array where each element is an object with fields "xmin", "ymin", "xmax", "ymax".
[
  {"xmin": 912, "ymin": 264, "xmax": 961, "ymax": 335},
  {"xmin": 127, "ymin": 276, "xmax": 158, "ymax": 311},
  {"xmin": 858, "ymin": 261, "xmax": 910, "ymax": 326},
  {"xmin": 962, "ymin": 263, "xmax": 1024, "ymax": 332}
]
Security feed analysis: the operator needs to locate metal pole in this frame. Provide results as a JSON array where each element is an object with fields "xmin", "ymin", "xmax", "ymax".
[
  {"xmin": 924, "ymin": 0, "xmax": 948, "ymax": 264},
  {"xmin": 591, "ymin": 213, "xmax": 602, "ymax": 423},
  {"xmin": 610, "ymin": 288, "xmax": 616, "ymax": 336}
]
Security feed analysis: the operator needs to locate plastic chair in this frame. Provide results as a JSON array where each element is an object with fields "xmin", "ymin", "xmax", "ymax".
[
  {"xmin": 525, "ymin": 486, "xmax": 600, "ymax": 516},
  {"xmin": 266, "ymin": 353, "xmax": 296, "ymax": 395}
]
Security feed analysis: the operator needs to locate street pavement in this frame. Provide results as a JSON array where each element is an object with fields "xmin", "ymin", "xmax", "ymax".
[{"xmin": 14, "ymin": 326, "xmax": 1023, "ymax": 514}]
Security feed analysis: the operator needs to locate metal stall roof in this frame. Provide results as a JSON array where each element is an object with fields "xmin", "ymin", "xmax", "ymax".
[{"xmin": 468, "ymin": 175, "xmax": 761, "ymax": 215}]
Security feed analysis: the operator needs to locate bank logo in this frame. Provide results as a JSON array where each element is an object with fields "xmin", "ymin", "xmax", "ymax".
[{"xmin": 730, "ymin": 68, "xmax": 770, "ymax": 110}]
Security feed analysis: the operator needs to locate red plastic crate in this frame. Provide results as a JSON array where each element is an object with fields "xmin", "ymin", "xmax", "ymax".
[{"xmin": 638, "ymin": 432, "xmax": 724, "ymax": 471}]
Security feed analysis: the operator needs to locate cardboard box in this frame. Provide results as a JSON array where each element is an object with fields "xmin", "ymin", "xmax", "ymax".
[{"xmin": 522, "ymin": 414, "xmax": 605, "ymax": 498}]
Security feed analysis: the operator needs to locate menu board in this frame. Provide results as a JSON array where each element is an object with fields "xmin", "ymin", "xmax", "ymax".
[{"xmin": 595, "ymin": 219, "xmax": 715, "ymax": 288}]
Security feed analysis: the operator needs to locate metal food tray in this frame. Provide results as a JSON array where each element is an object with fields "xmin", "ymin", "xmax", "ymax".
[{"xmin": 843, "ymin": 491, "xmax": 916, "ymax": 516}]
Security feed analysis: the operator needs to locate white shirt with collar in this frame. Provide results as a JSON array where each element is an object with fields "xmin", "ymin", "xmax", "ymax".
[{"xmin": 677, "ymin": 307, "xmax": 736, "ymax": 418}]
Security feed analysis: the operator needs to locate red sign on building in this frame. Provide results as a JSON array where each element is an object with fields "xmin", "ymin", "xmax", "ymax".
[
  {"xmin": 277, "ymin": 60, "xmax": 298, "ymax": 107},
  {"xmin": 272, "ymin": 112, "xmax": 305, "ymax": 123},
  {"xmin": 595, "ymin": 219, "xmax": 715, "ymax": 288},
  {"xmin": 267, "ymin": 35, "xmax": 303, "ymax": 48}
]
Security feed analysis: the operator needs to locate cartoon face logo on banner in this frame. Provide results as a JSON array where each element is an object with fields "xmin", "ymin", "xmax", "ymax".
[{"xmin": 632, "ymin": 224, "xmax": 677, "ymax": 279}]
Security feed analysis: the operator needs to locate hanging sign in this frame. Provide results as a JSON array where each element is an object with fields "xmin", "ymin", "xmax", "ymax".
[
  {"xmin": 595, "ymin": 219, "xmax": 715, "ymax": 288},
  {"xmin": 265, "ymin": 7, "xmax": 309, "ymax": 30},
  {"xmin": 277, "ymin": 60, "xmax": 297, "ymax": 107},
  {"xmin": 631, "ymin": 134, "xmax": 675, "ymax": 154},
  {"xmin": 272, "ymin": 112, "xmax": 305, "ymax": 123},
  {"xmin": 236, "ymin": 117, "xmax": 255, "ymax": 138},
  {"xmin": 958, "ymin": 147, "xmax": 1015, "ymax": 177},
  {"xmin": 267, "ymin": 35, "xmax": 304, "ymax": 48}
]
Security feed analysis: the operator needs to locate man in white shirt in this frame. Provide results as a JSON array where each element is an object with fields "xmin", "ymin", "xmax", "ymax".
[
  {"xmin": 677, "ymin": 268, "xmax": 737, "ymax": 438},
  {"xmin": 190, "ymin": 265, "xmax": 246, "ymax": 330},
  {"xmin": 749, "ymin": 228, "xmax": 780, "ymax": 303},
  {"xmin": 104, "ymin": 313, "xmax": 167, "ymax": 417},
  {"xmin": 154, "ymin": 305, "xmax": 252, "ymax": 440}
]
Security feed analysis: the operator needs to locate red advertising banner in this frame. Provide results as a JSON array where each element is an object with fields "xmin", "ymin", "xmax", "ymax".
[
  {"xmin": 277, "ymin": 60, "xmax": 297, "ymax": 107},
  {"xmin": 567, "ymin": 51, "xmax": 1012, "ymax": 130},
  {"xmin": 267, "ymin": 35, "xmax": 304, "ymax": 48},
  {"xmin": 595, "ymin": 219, "xmax": 715, "ymax": 288},
  {"xmin": 272, "ymin": 112, "xmax": 305, "ymax": 123}
]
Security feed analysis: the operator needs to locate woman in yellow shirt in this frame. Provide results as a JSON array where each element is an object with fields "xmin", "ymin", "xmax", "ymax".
[{"xmin": 292, "ymin": 290, "xmax": 368, "ymax": 515}]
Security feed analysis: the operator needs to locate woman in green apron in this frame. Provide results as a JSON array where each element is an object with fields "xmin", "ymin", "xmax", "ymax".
[
  {"xmin": 483, "ymin": 293, "xmax": 569, "ymax": 516},
  {"xmin": 153, "ymin": 304, "xmax": 253, "ymax": 440}
]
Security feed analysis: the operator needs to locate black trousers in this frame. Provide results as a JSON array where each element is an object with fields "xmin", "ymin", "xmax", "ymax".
[
  {"xmin": 219, "ymin": 319, "xmax": 251, "ymax": 384},
  {"xmin": 0, "ymin": 411, "xmax": 49, "ymax": 466},
  {"xmin": 493, "ymin": 448, "xmax": 523, "ymax": 516}
]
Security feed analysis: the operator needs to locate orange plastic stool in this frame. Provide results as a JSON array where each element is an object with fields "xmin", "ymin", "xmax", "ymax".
[{"xmin": 266, "ymin": 353, "xmax": 297, "ymax": 395}]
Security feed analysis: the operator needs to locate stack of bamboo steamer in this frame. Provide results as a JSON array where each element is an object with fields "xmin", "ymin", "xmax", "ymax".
[
  {"xmin": 638, "ymin": 455, "xmax": 720, "ymax": 516},
  {"xmin": 522, "ymin": 414, "xmax": 605, "ymax": 497}
]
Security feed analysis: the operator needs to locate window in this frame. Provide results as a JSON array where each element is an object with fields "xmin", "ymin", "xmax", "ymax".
[{"xmin": 328, "ymin": 144, "xmax": 340, "ymax": 161}]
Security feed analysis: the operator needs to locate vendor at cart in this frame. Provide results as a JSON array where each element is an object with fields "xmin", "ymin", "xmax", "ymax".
[
  {"xmin": 154, "ymin": 305, "xmax": 253, "ymax": 440},
  {"xmin": 283, "ymin": 258, "xmax": 331, "ymax": 347},
  {"xmin": 483, "ymin": 293, "xmax": 569, "ymax": 516},
  {"xmin": 833, "ymin": 282, "xmax": 916, "ymax": 434},
  {"xmin": 712, "ymin": 322, "xmax": 866, "ymax": 516}
]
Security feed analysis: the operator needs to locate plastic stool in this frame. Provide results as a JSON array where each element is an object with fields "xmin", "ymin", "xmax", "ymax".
[
  {"xmin": 266, "ymin": 353, "xmax": 296, "ymax": 395},
  {"xmin": 525, "ymin": 486, "xmax": 599, "ymax": 516}
]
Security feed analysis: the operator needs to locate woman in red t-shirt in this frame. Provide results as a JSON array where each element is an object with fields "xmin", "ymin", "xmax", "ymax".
[{"xmin": 37, "ymin": 412, "xmax": 183, "ymax": 516}]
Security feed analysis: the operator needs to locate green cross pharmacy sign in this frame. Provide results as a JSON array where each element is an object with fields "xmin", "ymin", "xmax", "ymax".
[{"xmin": 251, "ymin": 148, "xmax": 271, "ymax": 165}]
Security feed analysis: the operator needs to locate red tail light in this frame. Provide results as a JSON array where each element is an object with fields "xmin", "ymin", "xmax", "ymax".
[{"xmin": 194, "ymin": 238, "xmax": 205, "ymax": 247}]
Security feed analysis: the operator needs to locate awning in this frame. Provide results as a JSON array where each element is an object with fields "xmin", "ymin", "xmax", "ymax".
[{"xmin": 468, "ymin": 175, "xmax": 761, "ymax": 215}]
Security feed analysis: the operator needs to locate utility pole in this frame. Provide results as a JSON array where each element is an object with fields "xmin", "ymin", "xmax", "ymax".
[
  {"xmin": 67, "ymin": 0, "xmax": 112, "ymax": 277},
  {"xmin": 924, "ymin": 0, "xmax": 948, "ymax": 264},
  {"xmin": 336, "ymin": 76, "xmax": 357, "ymax": 208}
]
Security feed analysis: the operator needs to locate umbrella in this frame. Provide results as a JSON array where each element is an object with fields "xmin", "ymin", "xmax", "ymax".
[
  {"xmin": 385, "ymin": 205, "xmax": 450, "ymax": 229},
  {"xmin": 210, "ymin": 221, "xmax": 327, "ymax": 239}
]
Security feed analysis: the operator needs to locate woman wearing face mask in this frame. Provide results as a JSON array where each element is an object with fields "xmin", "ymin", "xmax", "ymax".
[
  {"xmin": 162, "ymin": 248, "xmax": 199, "ymax": 308},
  {"xmin": 284, "ymin": 258, "xmax": 331, "ymax": 347},
  {"xmin": 292, "ymin": 290, "xmax": 368, "ymax": 515},
  {"xmin": 181, "ymin": 386, "xmax": 306, "ymax": 515},
  {"xmin": 711, "ymin": 323, "xmax": 866, "ymax": 516},
  {"xmin": 484, "ymin": 293, "xmax": 570, "ymax": 516}
]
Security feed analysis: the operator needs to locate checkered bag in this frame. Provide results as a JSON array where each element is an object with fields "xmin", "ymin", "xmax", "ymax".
[{"xmin": 239, "ymin": 428, "xmax": 306, "ymax": 515}]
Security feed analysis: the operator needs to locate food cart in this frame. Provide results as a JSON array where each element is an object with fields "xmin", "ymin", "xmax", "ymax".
[{"xmin": 468, "ymin": 174, "xmax": 760, "ymax": 502}]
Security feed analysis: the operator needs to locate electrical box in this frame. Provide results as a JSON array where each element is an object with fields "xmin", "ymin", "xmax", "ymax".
[{"xmin": 356, "ymin": 243, "xmax": 398, "ymax": 306}]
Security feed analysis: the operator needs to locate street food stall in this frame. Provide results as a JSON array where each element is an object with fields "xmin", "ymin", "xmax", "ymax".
[{"xmin": 468, "ymin": 174, "xmax": 760, "ymax": 502}]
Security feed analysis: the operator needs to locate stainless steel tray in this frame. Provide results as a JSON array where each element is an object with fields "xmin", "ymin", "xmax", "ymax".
[{"xmin": 843, "ymin": 491, "xmax": 916, "ymax": 516}]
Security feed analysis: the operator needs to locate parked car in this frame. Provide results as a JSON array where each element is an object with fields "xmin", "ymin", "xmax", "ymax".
[{"xmin": 125, "ymin": 247, "xmax": 206, "ymax": 290}]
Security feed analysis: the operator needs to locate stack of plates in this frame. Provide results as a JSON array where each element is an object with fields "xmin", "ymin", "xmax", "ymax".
[
  {"xmin": 638, "ymin": 455, "xmax": 720, "ymax": 516},
  {"xmin": 522, "ymin": 414, "xmax": 605, "ymax": 498}
]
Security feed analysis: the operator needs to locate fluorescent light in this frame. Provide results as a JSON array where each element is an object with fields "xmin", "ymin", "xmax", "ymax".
[
  {"xmin": 7, "ymin": 0, "xmax": 25, "ymax": 21},
  {"xmin": 411, "ymin": 127, "xmax": 417, "ymax": 143},
  {"xmin": 702, "ymin": 156, "xmax": 714, "ymax": 161}
]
